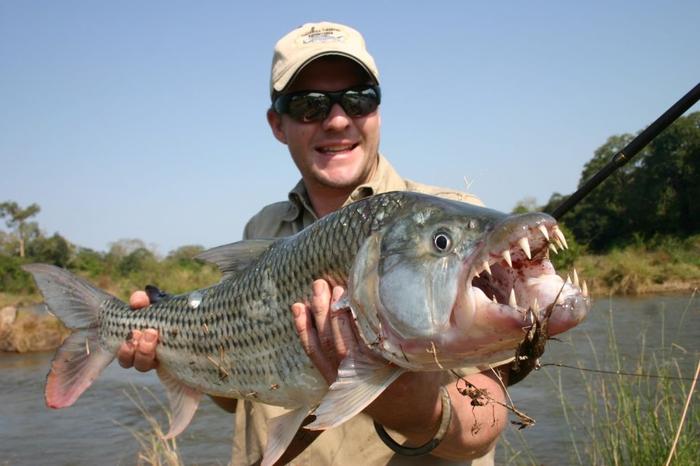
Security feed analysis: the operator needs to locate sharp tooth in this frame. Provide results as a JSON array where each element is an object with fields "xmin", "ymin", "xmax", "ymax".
[
  {"xmin": 518, "ymin": 237, "xmax": 532, "ymax": 260},
  {"xmin": 531, "ymin": 297, "xmax": 539, "ymax": 312},
  {"xmin": 553, "ymin": 238, "xmax": 564, "ymax": 250},
  {"xmin": 553, "ymin": 227, "xmax": 569, "ymax": 250},
  {"xmin": 502, "ymin": 249, "xmax": 512, "ymax": 267},
  {"xmin": 474, "ymin": 269, "xmax": 481, "ymax": 278},
  {"xmin": 509, "ymin": 288, "xmax": 518, "ymax": 308},
  {"xmin": 549, "ymin": 243, "xmax": 558, "ymax": 254},
  {"xmin": 582, "ymin": 280, "xmax": 589, "ymax": 297},
  {"xmin": 456, "ymin": 285, "xmax": 475, "ymax": 330},
  {"xmin": 482, "ymin": 260, "xmax": 492, "ymax": 275},
  {"xmin": 538, "ymin": 224, "xmax": 549, "ymax": 241},
  {"xmin": 573, "ymin": 268, "xmax": 580, "ymax": 287},
  {"xmin": 566, "ymin": 274, "xmax": 572, "ymax": 284},
  {"xmin": 492, "ymin": 295, "xmax": 498, "ymax": 304}
]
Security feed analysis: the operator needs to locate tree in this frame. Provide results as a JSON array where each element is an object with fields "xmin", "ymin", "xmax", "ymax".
[
  {"xmin": 549, "ymin": 111, "xmax": 700, "ymax": 251},
  {"xmin": 638, "ymin": 111, "xmax": 700, "ymax": 235},
  {"xmin": 0, "ymin": 201, "xmax": 41, "ymax": 258},
  {"xmin": 512, "ymin": 196, "xmax": 538, "ymax": 214},
  {"xmin": 27, "ymin": 232, "xmax": 73, "ymax": 267}
]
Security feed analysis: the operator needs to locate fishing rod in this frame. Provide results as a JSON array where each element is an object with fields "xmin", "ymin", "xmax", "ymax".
[{"xmin": 550, "ymin": 81, "xmax": 700, "ymax": 220}]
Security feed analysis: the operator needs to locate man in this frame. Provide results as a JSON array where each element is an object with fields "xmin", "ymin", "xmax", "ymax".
[{"xmin": 119, "ymin": 22, "xmax": 509, "ymax": 465}]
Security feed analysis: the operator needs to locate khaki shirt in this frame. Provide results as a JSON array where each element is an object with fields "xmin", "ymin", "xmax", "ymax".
[{"xmin": 233, "ymin": 155, "xmax": 494, "ymax": 466}]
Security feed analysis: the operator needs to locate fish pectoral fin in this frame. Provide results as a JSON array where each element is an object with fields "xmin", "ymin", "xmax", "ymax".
[
  {"xmin": 157, "ymin": 367, "xmax": 202, "ymax": 439},
  {"xmin": 196, "ymin": 239, "xmax": 276, "ymax": 279},
  {"xmin": 306, "ymin": 351, "xmax": 405, "ymax": 430},
  {"xmin": 261, "ymin": 406, "xmax": 311, "ymax": 466}
]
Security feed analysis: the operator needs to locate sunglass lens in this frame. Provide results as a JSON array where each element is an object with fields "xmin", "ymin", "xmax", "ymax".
[
  {"xmin": 288, "ymin": 93, "xmax": 330, "ymax": 122},
  {"xmin": 341, "ymin": 88, "xmax": 379, "ymax": 117}
]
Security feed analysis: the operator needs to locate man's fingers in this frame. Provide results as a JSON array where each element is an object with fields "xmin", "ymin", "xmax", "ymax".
[
  {"xmin": 310, "ymin": 280, "xmax": 337, "ymax": 367},
  {"xmin": 292, "ymin": 302, "xmax": 336, "ymax": 385},
  {"xmin": 117, "ymin": 329, "xmax": 141, "ymax": 368},
  {"xmin": 133, "ymin": 329, "xmax": 159, "ymax": 372},
  {"xmin": 329, "ymin": 286, "xmax": 355, "ymax": 361},
  {"xmin": 129, "ymin": 291, "xmax": 150, "ymax": 310}
]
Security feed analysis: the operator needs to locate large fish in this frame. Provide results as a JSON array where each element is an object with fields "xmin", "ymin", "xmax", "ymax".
[{"xmin": 24, "ymin": 191, "xmax": 590, "ymax": 465}]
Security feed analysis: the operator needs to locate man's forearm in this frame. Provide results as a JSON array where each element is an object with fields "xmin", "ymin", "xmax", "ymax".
[{"xmin": 366, "ymin": 370, "xmax": 508, "ymax": 460}]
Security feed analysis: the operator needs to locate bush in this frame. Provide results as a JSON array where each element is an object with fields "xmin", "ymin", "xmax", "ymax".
[{"xmin": 0, "ymin": 255, "xmax": 34, "ymax": 293}]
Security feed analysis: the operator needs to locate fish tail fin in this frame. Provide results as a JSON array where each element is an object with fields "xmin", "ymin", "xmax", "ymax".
[{"xmin": 23, "ymin": 264, "xmax": 123, "ymax": 409}]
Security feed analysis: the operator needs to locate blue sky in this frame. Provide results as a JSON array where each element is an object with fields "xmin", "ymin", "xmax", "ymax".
[{"xmin": 2, "ymin": 1, "xmax": 699, "ymax": 254}]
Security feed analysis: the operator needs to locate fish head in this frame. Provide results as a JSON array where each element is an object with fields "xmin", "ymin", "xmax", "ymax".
[{"xmin": 347, "ymin": 194, "xmax": 591, "ymax": 371}]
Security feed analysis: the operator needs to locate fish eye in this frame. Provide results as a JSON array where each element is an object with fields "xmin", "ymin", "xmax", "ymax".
[{"xmin": 433, "ymin": 231, "xmax": 452, "ymax": 252}]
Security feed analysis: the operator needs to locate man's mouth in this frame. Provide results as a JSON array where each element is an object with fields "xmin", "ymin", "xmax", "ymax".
[{"xmin": 316, "ymin": 143, "xmax": 359, "ymax": 155}]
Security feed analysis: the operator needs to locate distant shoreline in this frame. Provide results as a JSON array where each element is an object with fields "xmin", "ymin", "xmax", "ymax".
[{"xmin": 1, "ymin": 275, "xmax": 698, "ymax": 354}]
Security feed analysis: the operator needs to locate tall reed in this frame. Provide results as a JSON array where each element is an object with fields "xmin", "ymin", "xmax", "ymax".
[{"xmin": 502, "ymin": 293, "xmax": 699, "ymax": 465}]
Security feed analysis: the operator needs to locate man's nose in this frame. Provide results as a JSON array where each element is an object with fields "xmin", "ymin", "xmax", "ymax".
[{"xmin": 321, "ymin": 103, "xmax": 351, "ymax": 131}]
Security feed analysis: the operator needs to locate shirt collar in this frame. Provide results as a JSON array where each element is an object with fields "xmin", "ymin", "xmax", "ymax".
[{"xmin": 284, "ymin": 154, "xmax": 407, "ymax": 222}]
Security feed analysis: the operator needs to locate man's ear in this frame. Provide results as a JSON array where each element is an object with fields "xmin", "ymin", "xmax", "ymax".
[{"xmin": 267, "ymin": 108, "xmax": 288, "ymax": 144}]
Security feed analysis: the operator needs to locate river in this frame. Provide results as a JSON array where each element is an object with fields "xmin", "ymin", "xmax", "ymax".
[{"xmin": 1, "ymin": 293, "xmax": 698, "ymax": 465}]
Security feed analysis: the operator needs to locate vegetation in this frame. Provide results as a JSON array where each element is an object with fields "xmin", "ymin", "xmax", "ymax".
[
  {"xmin": 502, "ymin": 296, "xmax": 699, "ymax": 465},
  {"xmin": 0, "ymin": 233, "xmax": 220, "ymax": 304},
  {"xmin": 516, "ymin": 112, "xmax": 700, "ymax": 294},
  {"xmin": 0, "ymin": 201, "xmax": 41, "ymax": 258},
  {"xmin": 539, "ymin": 112, "xmax": 700, "ymax": 252}
]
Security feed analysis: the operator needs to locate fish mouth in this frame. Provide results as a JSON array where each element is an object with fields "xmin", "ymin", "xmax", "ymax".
[{"xmin": 454, "ymin": 213, "xmax": 590, "ymax": 338}]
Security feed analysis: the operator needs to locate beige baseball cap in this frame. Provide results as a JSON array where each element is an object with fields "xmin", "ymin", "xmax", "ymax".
[{"xmin": 270, "ymin": 21, "xmax": 379, "ymax": 98}]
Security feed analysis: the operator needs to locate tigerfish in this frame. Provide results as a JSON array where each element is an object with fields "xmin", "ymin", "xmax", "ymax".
[{"xmin": 24, "ymin": 191, "xmax": 590, "ymax": 466}]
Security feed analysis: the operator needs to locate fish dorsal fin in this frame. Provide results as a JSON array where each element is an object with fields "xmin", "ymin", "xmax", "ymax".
[
  {"xmin": 261, "ymin": 407, "xmax": 312, "ymax": 466},
  {"xmin": 196, "ymin": 239, "xmax": 276, "ymax": 279},
  {"xmin": 157, "ymin": 367, "xmax": 202, "ymax": 439},
  {"xmin": 305, "ymin": 351, "xmax": 405, "ymax": 430}
]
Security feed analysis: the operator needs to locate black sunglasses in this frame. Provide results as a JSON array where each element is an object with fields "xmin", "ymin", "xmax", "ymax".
[{"xmin": 273, "ymin": 85, "xmax": 381, "ymax": 123}]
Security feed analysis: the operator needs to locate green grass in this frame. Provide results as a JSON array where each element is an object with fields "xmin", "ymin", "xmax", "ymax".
[{"xmin": 559, "ymin": 234, "xmax": 700, "ymax": 295}]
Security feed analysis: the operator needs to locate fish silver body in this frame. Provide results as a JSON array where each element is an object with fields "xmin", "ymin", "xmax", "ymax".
[{"xmin": 24, "ymin": 191, "xmax": 591, "ymax": 466}]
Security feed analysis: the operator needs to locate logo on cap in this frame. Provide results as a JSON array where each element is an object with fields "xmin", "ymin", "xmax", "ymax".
[{"xmin": 300, "ymin": 26, "xmax": 347, "ymax": 45}]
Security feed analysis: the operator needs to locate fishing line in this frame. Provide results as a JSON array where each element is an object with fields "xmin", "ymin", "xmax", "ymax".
[{"xmin": 538, "ymin": 362, "xmax": 698, "ymax": 381}]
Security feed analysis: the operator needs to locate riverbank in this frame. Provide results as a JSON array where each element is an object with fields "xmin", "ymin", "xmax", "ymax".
[
  {"xmin": 0, "ymin": 305, "xmax": 69, "ymax": 352},
  {"xmin": 572, "ymin": 240, "xmax": 700, "ymax": 296}
]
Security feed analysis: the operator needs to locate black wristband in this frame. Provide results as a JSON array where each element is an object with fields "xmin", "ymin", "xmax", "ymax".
[{"xmin": 374, "ymin": 385, "xmax": 453, "ymax": 456}]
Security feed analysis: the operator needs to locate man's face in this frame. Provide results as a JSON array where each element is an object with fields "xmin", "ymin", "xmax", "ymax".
[{"xmin": 267, "ymin": 57, "xmax": 381, "ymax": 193}]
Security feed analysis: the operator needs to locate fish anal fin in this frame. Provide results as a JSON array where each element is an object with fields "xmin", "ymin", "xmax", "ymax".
[
  {"xmin": 157, "ymin": 367, "xmax": 202, "ymax": 439},
  {"xmin": 306, "ymin": 351, "xmax": 405, "ymax": 430},
  {"xmin": 261, "ymin": 407, "xmax": 311, "ymax": 466},
  {"xmin": 45, "ymin": 331, "xmax": 114, "ymax": 408}
]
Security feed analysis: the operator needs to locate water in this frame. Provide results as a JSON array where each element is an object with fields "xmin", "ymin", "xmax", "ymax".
[
  {"xmin": 1, "ymin": 294, "xmax": 698, "ymax": 465},
  {"xmin": 498, "ymin": 292, "xmax": 700, "ymax": 464}
]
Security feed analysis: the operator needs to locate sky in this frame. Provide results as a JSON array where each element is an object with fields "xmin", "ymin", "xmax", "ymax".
[{"xmin": 2, "ymin": 1, "xmax": 699, "ymax": 255}]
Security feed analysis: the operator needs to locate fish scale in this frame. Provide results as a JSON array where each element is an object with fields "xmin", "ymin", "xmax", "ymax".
[{"xmin": 92, "ymin": 192, "xmax": 410, "ymax": 404}]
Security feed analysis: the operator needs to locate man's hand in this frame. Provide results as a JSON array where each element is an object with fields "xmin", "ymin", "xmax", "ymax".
[
  {"xmin": 291, "ymin": 279, "xmax": 356, "ymax": 384},
  {"xmin": 116, "ymin": 291, "xmax": 159, "ymax": 372},
  {"xmin": 116, "ymin": 289, "xmax": 237, "ymax": 413},
  {"xmin": 290, "ymin": 279, "xmax": 509, "ymax": 461}
]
